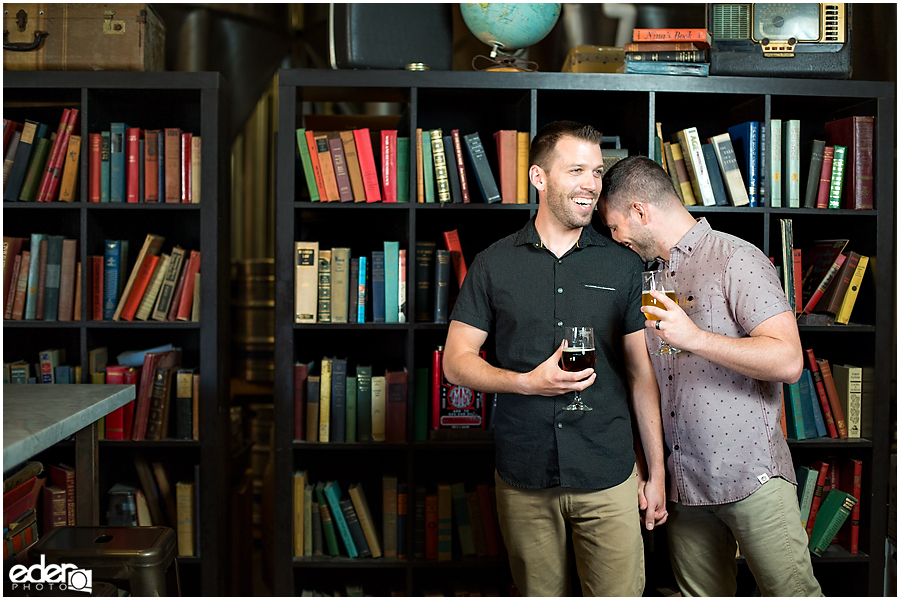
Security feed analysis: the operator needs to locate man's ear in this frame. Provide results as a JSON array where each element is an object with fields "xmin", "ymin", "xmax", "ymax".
[
  {"xmin": 529, "ymin": 164, "xmax": 545, "ymax": 192},
  {"xmin": 631, "ymin": 200, "xmax": 647, "ymax": 222}
]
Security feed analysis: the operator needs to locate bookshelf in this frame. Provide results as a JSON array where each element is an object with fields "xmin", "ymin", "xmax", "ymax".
[
  {"xmin": 3, "ymin": 71, "xmax": 231, "ymax": 596},
  {"xmin": 274, "ymin": 69, "xmax": 894, "ymax": 596}
]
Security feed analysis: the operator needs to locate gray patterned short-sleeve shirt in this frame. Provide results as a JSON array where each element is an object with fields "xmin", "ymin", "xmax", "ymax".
[{"xmin": 648, "ymin": 218, "xmax": 797, "ymax": 506}]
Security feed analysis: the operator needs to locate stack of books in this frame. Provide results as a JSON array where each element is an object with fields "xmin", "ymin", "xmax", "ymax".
[
  {"xmin": 3, "ymin": 112, "xmax": 81, "ymax": 203},
  {"xmin": 622, "ymin": 28, "xmax": 711, "ymax": 77}
]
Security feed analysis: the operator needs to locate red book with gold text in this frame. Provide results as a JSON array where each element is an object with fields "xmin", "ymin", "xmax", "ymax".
[
  {"xmin": 381, "ymin": 130, "xmax": 398, "ymax": 203},
  {"xmin": 305, "ymin": 130, "xmax": 327, "ymax": 200},
  {"xmin": 104, "ymin": 365, "xmax": 128, "ymax": 439},
  {"xmin": 41, "ymin": 109, "xmax": 79, "ymax": 202},
  {"xmin": 431, "ymin": 347, "xmax": 486, "ymax": 429},
  {"xmin": 126, "ymin": 127, "xmax": 142, "ymax": 203},
  {"xmin": 36, "ymin": 109, "xmax": 71, "ymax": 202},
  {"xmin": 181, "ymin": 132, "xmax": 192, "ymax": 203}
]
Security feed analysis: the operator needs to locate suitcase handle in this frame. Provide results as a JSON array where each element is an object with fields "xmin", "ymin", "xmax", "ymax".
[{"xmin": 3, "ymin": 30, "xmax": 49, "ymax": 52}]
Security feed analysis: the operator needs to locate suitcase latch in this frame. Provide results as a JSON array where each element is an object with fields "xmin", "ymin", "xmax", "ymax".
[
  {"xmin": 16, "ymin": 9, "xmax": 28, "ymax": 32},
  {"xmin": 103, "ymin": 10, "xmax": 125, "ymax": 35}
]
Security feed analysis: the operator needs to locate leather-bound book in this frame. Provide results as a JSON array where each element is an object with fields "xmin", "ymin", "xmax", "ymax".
[
  {"xmin": 163, "ymin": 128, "xmax": 182, "ymax": 203},
  {"xmin": 825, "ymin": 116, "xmax": 875, "ymax": 209},
  {"xmin": 385, "ymin": 368, "xmax": 408, "ymax": 443}
]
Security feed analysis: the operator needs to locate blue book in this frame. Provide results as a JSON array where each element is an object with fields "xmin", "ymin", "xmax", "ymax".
[
  {"xmin": 103, "ymin": 240, "xmax": 125, "ymax": 320},
  {"xmin": 803, "ymin": 369, "xmax": 828, "ymax": 438},
  {"xmin": 330, "ymin": 357, "xmax": 347, "ymax": 443},
  {"xmin": 397, "ymin": 137, "xmax": 410, "ymax": 203},
  {"xmin": 322, "ymin": 481, "xmax": 358, "ymax": 558},
  {"xmin": 784, "ymin": 381, "xmax": 807, "ymax": 440},
  {"xmin": 728, "ymin": 121, "xmax": 759, "ymax": 207},
  {"xmin": 54, "ymin": 365, "xmax": 71, "ymax": 384},
  {"xmin": 443, "ymin": 135, "xmax": 463, "ymax": 203},
  {"xmin": 43, "ymin": 235, "xmax": 65, "ymax": 321},
  {"xmin": 109, "ymin": 122, "xmax": 129, "ymax": 202},
  {"xmin": 383, "ymin": 241, "xmax": 399, "ymax": 323},
  {"xmin": 624, "ymin": 61, "xmax": 709, "ymax": 77},
  {"xmin": 701, "ymin": 143, "xmax": 729, "ymax": 206},
  {"xmin": 357, "ymin": 255, "xmax": 367, "ymax": 323},
  {"xmin": 796, "ymin": 369, "xmax": 822, "ymax": 438},
  {"xmin": 100, "ymin": 131, "xmax": 111, "ymax": 202},
  {"xmin": 463, "ymin": 132, "xmax": 502, "ymax": 203},
  {"xmin": 421, "ymin": 130, "xmax": 435, "ymax": 203},
  {"xmin": 371, "ymin": 251, "xmax": 385, "ymax": 323},
  {"xmin": 23, "ymin": 233, "xmax": 47, "ymax": 320},
  {"xmin": 346, "ymin": 375, "xmax": 357, "ymax": 443}
]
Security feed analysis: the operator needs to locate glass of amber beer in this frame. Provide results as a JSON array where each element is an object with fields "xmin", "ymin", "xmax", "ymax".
[
  {"xmin": 642, "ymin": 270, "xmax": 681, "ymax": 356},
  {"xmin": 560, "ymin": 326, "xmax": 595, "ymax": 411}
]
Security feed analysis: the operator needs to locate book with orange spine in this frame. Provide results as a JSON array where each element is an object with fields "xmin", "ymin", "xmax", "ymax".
[
  {"xmin": 35, "ymin": 109, "xmax": 71, "ymax": 202},
  {"xmin": 126, "ymin": 127, "xmax": 142, "ymax": 202},
  {"xmin": 120, "ymin": 254, "xmax": 161, "ymax": 321},
  {"xmin": 176, "ymin": 250, "xmax": 201, "ymax": 321},
  {"xmin": 632, "ymin": 28, "xmax": 711, "ymax": 47},
  {"xmin": 41, "ymin": 109, "xmax": 79, "ymax": 202},
  {"xmin": 353, "ymin": 128, "xmax": 382, "ymax": 202}
]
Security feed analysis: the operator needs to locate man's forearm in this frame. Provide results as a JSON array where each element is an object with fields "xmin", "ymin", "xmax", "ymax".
[
  {"xmin": 632, "ymin": 384, "xmax": 666, "ymax": 481},
  {"xmin": 443, "ymin": 349, "xmax": 525, "ymax": 395},
  {"xmin": 684, "ymin": 328, "xmax": 802, "ymax": 383}
]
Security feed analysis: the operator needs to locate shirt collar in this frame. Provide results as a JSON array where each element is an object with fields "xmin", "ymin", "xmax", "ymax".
[
  {"xmin": 671, "ymin": 217, "xmax": 710, "ymax": 258},
  {"xmin": 514, "ymin": 215, "xmax": 607, "ymax": 249}
]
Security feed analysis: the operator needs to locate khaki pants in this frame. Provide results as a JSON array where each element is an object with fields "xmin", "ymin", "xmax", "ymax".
[
  {"xmin": 667, "ymin": 476, "xmax": 823, "ymax": 597},
  {"xmin": 494, "ymin": 466, "xmax": 644, "ymax": 597}
]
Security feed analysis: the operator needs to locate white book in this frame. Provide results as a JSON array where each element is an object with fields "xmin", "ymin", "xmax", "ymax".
[
  {"xmin": 371, "ymin": 375, "xmax": 386, "ymax": 442},
  {"xmin": 832, "ymin": 364, "xmax": 862, "ymax": 438},
  {"xmin": 769, "ymin": 119, "xmax": 782, "ymax": 207},
  {"xmin": 783, "ymin": 120, "xmax": 801, "ymax": 207},
  {"xmin": 294, "ymin": 241, "xmax": 318, "ymax": 323},
  {"xmin": 682, "ymin": 127, "xmax": 716, "ymax": 206}
]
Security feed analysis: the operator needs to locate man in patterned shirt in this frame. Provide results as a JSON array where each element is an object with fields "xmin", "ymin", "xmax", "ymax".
[{"xmin": 598, "ymin": 156, "xmax": 822, "ymax": 596}]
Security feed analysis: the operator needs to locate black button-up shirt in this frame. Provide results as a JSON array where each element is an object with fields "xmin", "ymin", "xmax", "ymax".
[{"xmin": 450, "ymin": 217, "xmax": 646, "ymax": 490}]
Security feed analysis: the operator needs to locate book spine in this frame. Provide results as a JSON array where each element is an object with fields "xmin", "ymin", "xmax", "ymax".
[
  {"xmin": 135, "ymin": 254, "xmax": 169, "ymax": 321},
  {"xmin": 57, "ymin": 238, "xmax": 77, "ymax": 321},
  {"xmin": 126, "ymin": 128, "xmax": 141, "ymax": 202},
  {"xmin": 319, "ymin": 358, "xmax": 332, "ymax": 442},
  {"xmin": 180, "ymin": 133, "xmax": 192, "ymax": 203},
  {"xmin": 494, "ymin": 129, "xmax": 517, "ymax": 203},
  {"xmin": 151, "ymin": 247, "xmax": 185, "ymax": 321},
  {"xmin": 463, "ymin": 133, "xmax": 502, "ymax": 203},
  {"xmin": 421, "ymin": 130, "xmax": 435, "ymax": 203},
  {"xmin": 784, "ymin": 120, "xmax": 800, "ymax": 207},
  {"xmin": 18, "ymin": 136, "xmax": 52, "ymax": 202},
  {"xmin": 314, "ymin": 135, "xmax": 340, "ymax": 201},
  {"xmin": 6, "ymin": 121, "xmax": 38, "ymax": 202},
  {"xmin": 625, "ymin": 50, "xmax": 707, "ymax": 62},
  {"xmin": 396, "ymin": 136, "xmax": 410, "ymax": 202},
  {"xmin": 632, "ymin": 28, "xmax": 710, "ymax": 43},
  {"xmin": 295, "ymin": 129, "xmax": 320, "ymax": 202},
  {"xmin": 330, "ymin": 358, "xmax": 347, "ymax": 443},
  {"xmin": 383, "ymin": 241, "xmax": 399, "ymax": 323},
  {"xmin": 442, "ymin": 135, "xmax": 463, "ymax": 203},
  {"xmin": 371, "ymin": 251, "xmax": 385, "ymax": 323},
  {"xmin": 516, "ymin": 131, "xmax": 529, "ymax": 203},
  {"xmin": 835, "ymin": 255, "xmax": 868, "ymax": 324},
  {"xmin": 818, "ymin": 359, "xmax": 848, "ymax": 438},
  {"xmin": 175, "ymin": 251, "xmax": 201, "ymax": 321},
  {"xmin": 24, "ymin": 233, "xmax": 45, "ymax": 320},
  {"xmin": 100, "ymin": 132, "xmax": 111, "ymax": 202},
  {"xmin": 828, "ymin": 145, "xmax": 847, "ymax": 209},
  {"xmin": 669, "ymin": 140, "xmax": 696, "ymax": 205},
  {"xmin": 317, "ymin": 249, "xmax": 331, "ymax": 323},
  {"xmin": 805, "ymin": 349, "xmax": 838, "ymax": 438},
  {"xmin": 430, "ymin": 130, "xmax": 451, "ymax": 203},
  {"xmin": 825, "ymin": 252, "xmax": 860, "ymax": 315},
  {"xmin": 398, "ymin": 249, "xmax": 407, "ymax": 323},
  {"xmin": 415, "ymin": 128, "xmax": 424, "ymax": 203},
  {"xmin": 304, "ymin": 130, "xmax": 326, "ymax": 201},
  {"xmin": 801, "ymin": 253, "xmax": 845, "ymax": 314},
  {"xmin": 850, "ymin": 117, "xmax": 874, "ymax": 209},
  {"xmin": 701, "ymin": 143, "xmax": 728, "ymax": 206},
  {"xmin": 806, "ymin": 461, "xmax": 830, "ymax": 537},
  {"xmin": 451, "ymin": 130, "xmax": 471, "ymax": 203},
  {"xmin": 816, "ymin": 146, "xmax": 835, "ymax": 208},
  {"xmin": 357, "ymin": 255, "xmax": 366, "ymax": 323},
  {"xmin": 803, "ymin": 140, "xmax": 825, "ymax": 208},
  {"xmin": 164, "ymin": 128, "xmax": 182, "ymax": 203},
  {"xmin": 434, "ymin": 249, "xmax": 450, "ymax": 325},
  {"xmin": 328, "ymin": 136, "xmax": 354, "ymax": 202},
  {"xmin": 768, "ymin": 119, "xmax": 782, "ymax": 207},
  {"xmin": 381, "ymin": 130, "xmax": 397, "ymax": 202},
  {"xmin": 683, "ymin": 128, "xmax": 716, "ymax": 206},
  {"xmin": 330, "ymin": 247, "xmax": 350, "ymax": 323},
  {"xmin": 397, "ymin": 482, "xmax": 408, "ymax": 559},
  {"xmin": 58, "ymin": 135, "xmax": 81, "ymax": 202},
  {"xmin": 4, "ymin": 253, "xmax": 22, "ymax": 320},
  {"xmin": 109, "ymin": 123, "xmax": 126, "ymax": 202},
  {"xmin": 442, "ymin": 229, "xmax": 467, "ymax": 286},
  {"xmin": 356, "ymin": 366, "xmax": 373, "ymax": 442},
  {"xmin": 294, "ymin": 242, "xmax": 318, "ymax": 323},
  {"xmin": 414, "ymin": 241, "xmax": 436, "ymax": 323},
  {"xmin": 353, "ymin": 128, "xmax": 382, "ymax": 202},
  {"xmin": 144, "ymin": 131, "xmax": 160, "ymax": 202},
  {"xmin": 43, "ymin": 110, "xmax": 78, "ymax": 202},
  {"xmin": 382, "ymin": 476, "xmax": 398, "ymax": 558}
]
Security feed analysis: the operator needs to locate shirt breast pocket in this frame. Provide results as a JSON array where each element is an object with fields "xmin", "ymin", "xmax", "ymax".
[
  {"xmin": 680, "ymin": 293, "xmax": 712, "ymax": 332},
  {"xmin": 578, "ymin": 282, "xmax": 620, "ymax": 323}
]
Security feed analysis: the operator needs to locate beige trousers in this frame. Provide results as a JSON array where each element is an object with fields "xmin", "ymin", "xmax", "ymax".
[
  {"xmin": 494, "ymin": 466, "xmax": 644, "ymax": 597},
  {"xmin": 666, "ymin": 476, "xmax": 823, "ymax": 597}
]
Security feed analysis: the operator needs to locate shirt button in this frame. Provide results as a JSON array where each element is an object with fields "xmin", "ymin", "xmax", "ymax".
[
  {"xmin": 557, "ymin": 423, "xmax": 563, "ymax": 429},
  {"xmin": 670, "ymin": 411, "xmax": 675, "ymax": 417},
  {"xmin": 557, "ymin": 321, "xmax": 563, "ymax": 327},
  {"xmin": 557, "ymin": 287, "xmax": 563, "ymax": 293},
  {"xmin": 558, "ymin": 260, "xmax": 562, "ymax": 264},
  {"xmin": 668, "ymin": 375, "xmax": 673, "ymax": 381},
  {"xmin": 674, "ymin": 444, "xmax": 680, "ymax": 450}
]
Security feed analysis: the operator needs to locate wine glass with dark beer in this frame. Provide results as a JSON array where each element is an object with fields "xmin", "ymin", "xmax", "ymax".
[
  {"xmin": 560, "ymin": 326, "xmax": 595, "ymax": 411},
  {"xmin": 642, "ymin": 270, "xmax": 681, "ymax": 355}
]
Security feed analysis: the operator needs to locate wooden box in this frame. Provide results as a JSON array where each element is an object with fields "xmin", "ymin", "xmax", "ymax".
[{"xmin": 3, "ymin": 4, "xmax": 165, "ymax": 71}]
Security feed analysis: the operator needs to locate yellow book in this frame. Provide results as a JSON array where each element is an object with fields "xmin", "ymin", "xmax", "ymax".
[
  {"xmin": 348, "ymin": 482, "xmax": 382, "ymax": 558},
  {"xmin": 293, "ymin": 470, "xmax": 307, "ymax": 556},
  {"xmin": 191, "ymin": 135, "xmax": 201, "ymax": 204},
  {"xmin": 58, "ymin": 134, "xmax": 81, "ymax": 202},
  {"xmin": 371, "ymin": 375, "xmax": 386, "ymax": 442},
  {"xmin": 516, "ymin": 131, "xmax": 529, "ymax": 203},
  {"xmin": 669, "ymin": 140, "xmax": 697, "ymax": 206},
  {"xmin": 175, "ymin": 481, "xmax": 196, "ymax": 556},
  {"xmin": 319, "ymin": 357, "xmax": 333, "ymax": 442},
  {"xmin": 835, "ymin": 255, "xmax": 868, "ymax": 324}
]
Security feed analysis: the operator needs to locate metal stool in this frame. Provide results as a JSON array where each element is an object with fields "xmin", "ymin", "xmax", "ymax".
[{"xmin": 29, "ymin": 526, "xmax": 179, "ymax": 597}]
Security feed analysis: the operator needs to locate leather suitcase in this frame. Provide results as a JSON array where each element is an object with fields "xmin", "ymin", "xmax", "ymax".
[{"xmin": 3, "ymin": 4, "xmax": 165, "ymax": 71}]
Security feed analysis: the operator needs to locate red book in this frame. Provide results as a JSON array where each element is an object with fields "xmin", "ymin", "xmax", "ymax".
[
  {"xmin": 3, "ymin": 120, "xmax": 19, "ymax": 154},
  {"xmin": 792, "ymin": 249, "xmax": 802, "ymax": 313},
  {"xmin": 304, "ymin": 130, "xmax": 327, "ymax": 201},
  {"xmin": 815, "ymin": 146, "xmax": 835, "ymax": 208},
  {"xmin": 119, "ymin": 254, "xmax": 160, "ymax": 321},
  {"xmin": 804, "ymin": 349, "xmax": 838, "ymax": 438},
  {"xmin": 442, "ymin": 229, "xmax": 467, "ymax": 287},
  {"xmin": 91, "ymin": 255, "xmax": 104, "ymax": 321},
  {"xmin": 825, "ymin": 116, "xmax": 875, "ymax": 209},
  {"xmin": 10, "ymin": 251, "xmax": 31, "ymax": 321},
  {"xmin": 48, "ymin": 464, "xmax": 76, "ymax": 525},
  {"xmin": 493, "ymin": 129, "xmax": 518, "ymax": 204},
  {"xmin": 836, "ymin": 458, "xmax": 862, "ymax": 553},
  {"xmin": 132, "ymin": 350, "xmax": 180, "ymax": 441},
  {"xmin": 384, "ymin": 368, "xmax": 408, "ymax": 443},
  {"xmin": 381, "ymin": 130, "xmax": 398, "ymax": 203},
  {"xmin": 802, "ymin": 253, "xmax": 845, "ymax": 314},
  {"xmin": 817, "ymin": 358, "xmax": 848, "ymax": 439},
  {"xmin": 121, "ymin": 366, "xmax": 141, "ymax": 439},
  {"xmin": 36, "ymin": 109, "xmax": 71, "ymax": 202},
  {"xmin": 175, "ymin": 250, "xmax": 201, "ymax": 321},
  {"xmin": 477, "ymin": 484, "xmax": 499, "ymax": 557},
  {"xmin": 451, "ymin": 129, "xmax": 471, "ymax": 203},
  {"xmin": 167, "ymin": 250, "xmax": 195, "ymax": 322},
  {"xmin": 4, "ymin": 253, "xmax": 22, "ymax": 320},
  {"xmin": 353, "ymin": 128, "xmax": 382, "ymax": 202},
  {"xmin": 181, "ymin": 132, "xmax": 192, "ymax": 203},
  {"xmin": 3, "ymin": 236, "xmax": 25, "ymax": 303},
  {"xmin": 293, "ymin": 362, "xmax": 311, "ymax": 440},
  {"xmin": 425, "ymin": 493, "xmax": 438, "ymax": 559},
  {"xmin": 164, "ymin": 128, "xmax": 182, "ymax": 203},
  {"xmin": 89, "ymin": 133, "xmax": 102, "ymax": 202},
  {"xmin": 632, "ymin": 28, "xmax": 711, "ymax": 47},
  {"xmin": 143, "ymin": 130, "xmax": 160, "ymax": 201},
  {"xmin": 805, "ymin": 460, "xmax": 830, "ymax": 537},
  {"xmin": 126, "ymin": 127, "xmax": 142, "ymax": 202},
  {"xmin": 104, "ymin": 365, "xmax": 128, "ymax": 439},
  {"xmin": 41, "ymin": 109, "xmax": 79, "ymax": 202}
]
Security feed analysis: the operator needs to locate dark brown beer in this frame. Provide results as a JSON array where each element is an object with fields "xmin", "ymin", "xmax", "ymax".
[{"xmin": 560, "ymin": 348, "xmax": 596, "ymax": 371}]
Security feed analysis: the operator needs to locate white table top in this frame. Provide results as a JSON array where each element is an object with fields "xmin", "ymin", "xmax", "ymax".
[{"xmin": 3, "ymin": 384, "xmax": 135, "ymax": 472}]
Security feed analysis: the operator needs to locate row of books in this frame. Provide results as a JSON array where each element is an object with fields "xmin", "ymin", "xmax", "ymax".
[
  {"xmin": 292, "ymin": 474, "xmax": 504, "ymax": 562},
  {"xmin": 5, "ymin": 349, "xmax": 74, "ymax": 384},
  {"xmin": 295, "ymin": 126, "xmax": 525, "ymax": 205},
  {"xmin": 3, "ymin": 234, "xmax": 79, "ymax": 322},
  {"xmin": 87, "ymin": 125, "xmax": 201, "ymax": 204},
  {"xmin": 622, "ymin": 29, "xmax": 711, "ymax": 77},
  {"xmin": 780, "ymin": 228, "xmax": 870, "ymax": 324},
  {"xmin": 782, "ymin": 347, "xmax": 871, "ymax": 441},
  {"xmin": 3, "ymin": 112, "xmax": 81, "ymax": 203},
  {"xmin": 110, "ymin": 457, "xmax": 199, "ymax": 557},
  {"xmin": 797, "ymin": 457, "xmax": 861, "ymax": 556}
]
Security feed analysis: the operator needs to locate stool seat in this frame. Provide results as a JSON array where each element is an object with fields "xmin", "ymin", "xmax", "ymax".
[{"xmin": 30, "ymin": 526, "xmax": 178, "ymax": 597}]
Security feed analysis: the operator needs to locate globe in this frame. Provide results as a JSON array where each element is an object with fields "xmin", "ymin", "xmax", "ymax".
[{"xmin": 460, "ymin": 3, "xmax": 561, "ymax": 55}]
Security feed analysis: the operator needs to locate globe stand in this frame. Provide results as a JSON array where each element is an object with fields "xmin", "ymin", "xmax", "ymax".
[{"xmin": 472, "ymin": 45, "xmax": 539, "ymax": 72}]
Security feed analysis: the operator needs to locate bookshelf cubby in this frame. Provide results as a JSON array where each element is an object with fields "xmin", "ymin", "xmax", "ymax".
[
  {"xmin": 3, "ymin": 71, "xmax": 231, "ymax": 596},
  {"xmin": 275, "ymin": 69, "xmax": 894, "ymax": 596}
]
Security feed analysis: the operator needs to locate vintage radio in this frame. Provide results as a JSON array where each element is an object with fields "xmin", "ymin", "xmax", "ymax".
[{"xmin": 708, "ymin": 3, "xmax": 851, "ymax": 79}]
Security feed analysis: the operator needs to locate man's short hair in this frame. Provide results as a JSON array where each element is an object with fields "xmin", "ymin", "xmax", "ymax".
[
  {"xmin": 530, "ymin": 121, "xmax": 603, "ymax": 172},
  {"xmin": 601, "ymin": 155, "xmax": 682, "ymax": 213}
]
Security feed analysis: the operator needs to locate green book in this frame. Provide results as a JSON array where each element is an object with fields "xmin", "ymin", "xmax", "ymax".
[
  {"xmin": 356, "ymin": 365, "xmax": 373, "ymax": 442},
  {"xmin": 18, "ymin": 135, "xmax": 52, "ymax": 202},
  {"xmin": 796, "ymin": 465, "xmax": 818, "ymax": 530},
  {"xmin": 421, "ymin": 130, "xmax": 435, "ymax": 203},
  {"xmin": 784, "ymin": 381, "xmax": 807, "ymax": 440},
  {"xmin": 315, "ymin": 482, "xmax": 340, "ymax": 556},
  {"xmin": 346, "ymin": 375, "xmax": 357, "ymax": 443},
  {"xmin": 414, "ymin": 367, "xmax": 429, "ymax": 441},
  {"xmin": 396, "ymin": 137, "xmax": 410, "ymax": 202},
  {"xmin": 450, "ymin": 482, "xmax": 475, "ymax": 556},
  {"xmin": 303, "ymin": 483, "xmax": 314, "ymax": 557},
  {"xmin": 323, "ymin": 480, "xmax": 358, "ymax": 557},
  {"xmin": 827, "ymin": 145, "xmax": 847, "ymax": 209},
  {"xmin": 808, "ymin": 489, "xmax": 857, "ymax": 556},
  {"xmin": 295, "ymin": 128, "xmax": 320, "ymax": 202}
]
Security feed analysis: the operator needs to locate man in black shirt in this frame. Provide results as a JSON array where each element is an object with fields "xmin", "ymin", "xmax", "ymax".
[{"xmin": 443, "ymin": 121, "xmax": 666, "ymax": 596}]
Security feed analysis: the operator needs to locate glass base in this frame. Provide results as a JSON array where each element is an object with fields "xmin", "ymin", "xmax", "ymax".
[
  {"xmin": 563, "ymin": 398, "xmax": 593, "ymax": 411},
  {"xmin": 652, "ymin": 344, "xmax": 681, "ymax": 356}
]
